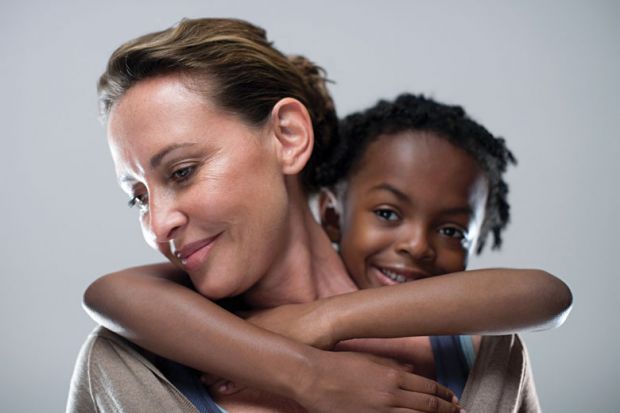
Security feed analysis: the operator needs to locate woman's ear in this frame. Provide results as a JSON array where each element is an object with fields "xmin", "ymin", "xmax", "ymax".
[
  {"xmin": 270, "ymin": 98, "xmax": 314, "ymax": 175},
  {"xmin": 318, "ymin": 189, "xmax": 342, "ymax": 243}
]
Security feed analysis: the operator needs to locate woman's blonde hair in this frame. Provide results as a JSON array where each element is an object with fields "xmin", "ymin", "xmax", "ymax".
[{"xmin": 98, "ymin": 18, "xmax": 337, "ymax": 191}]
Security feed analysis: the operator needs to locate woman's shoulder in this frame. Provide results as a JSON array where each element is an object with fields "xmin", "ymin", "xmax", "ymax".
[
  {"xmin": 75, "ymin": 326, "xmax": 153, "ymax": 372},
  {"xmin": 67, "ymin": 326, "xmax": 199, "ymax": 413}
]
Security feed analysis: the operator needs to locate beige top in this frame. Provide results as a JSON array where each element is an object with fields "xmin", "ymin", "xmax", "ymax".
[
  {"xmin": 462, "ymin": 334, "xmax": 541, "ymax": 413},
  {"xmin": 66, "ymin": 326, "xmax": 199, "ymax": 413},
  {"xmin": 67, "ymin": 327, "xmax": 540, "ymax": 412}
]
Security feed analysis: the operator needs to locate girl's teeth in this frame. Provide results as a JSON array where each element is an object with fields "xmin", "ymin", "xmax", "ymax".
[{"xmin": 380, "ymin": 268, "xmax": 407, "ymax": 283}]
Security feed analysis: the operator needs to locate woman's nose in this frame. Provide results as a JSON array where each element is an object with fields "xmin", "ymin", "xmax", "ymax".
[
  {"xmin": 396, "ymin": 225, "xmax": 436, "ymax": 263},
  {"xmin": 143, "ymin": 192, "xmax": 187, "ymax": 244}
]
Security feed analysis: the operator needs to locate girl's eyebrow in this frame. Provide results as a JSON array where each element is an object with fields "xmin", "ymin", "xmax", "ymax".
[
  {"xmin": 369, "ymin": 182, "xmax": 473, "ymax": 216},
  {"xmin": 440, "ymin": 206, "xmax": 473, "ymax": 217},
  {"xmin": 368, "ymin": 183, "xmax": 410, "ymax": 203}
]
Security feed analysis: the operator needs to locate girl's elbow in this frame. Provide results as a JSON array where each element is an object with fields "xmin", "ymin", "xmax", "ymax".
[
  {"xmin": 530, "ymin": 269, "xmax": 573, "ymax": 327},
  {"xmin": 82, "ymin": 271, "xmax": 128, "ymax": 319},
  {"xmin": 550, "ymin": 277, "xmax": 573, "ymax": 328}
]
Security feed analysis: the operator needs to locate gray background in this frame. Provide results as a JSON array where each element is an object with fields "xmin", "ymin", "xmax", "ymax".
[{"xmin": 1, "ymin": 1, "xmax": 617, "ymax": 412}]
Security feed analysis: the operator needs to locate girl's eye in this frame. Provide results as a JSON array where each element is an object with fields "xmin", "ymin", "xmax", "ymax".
[
  {"xmin": 438, "ymin": 226, "xmax": 466, "ymax": 240},
  {"xmin": 373, "ymin": 208, "xmax": 400, "ymax": 222},
  {"xmin": 171, "ymin": 165, "xmax": 195, "ymax": 182}
]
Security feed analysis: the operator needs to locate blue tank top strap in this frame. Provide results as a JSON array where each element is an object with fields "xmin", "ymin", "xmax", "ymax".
[
  {"xmin": 429, "ymin": 335, "xmax": 475, "ymax": 398},
  {"xmin": 156, "ymin": 357, "xmax": 229, "ymax": 413},
  {"xmin": 458, "ymin": 335, "xmax": 476, "ymax": 370}
]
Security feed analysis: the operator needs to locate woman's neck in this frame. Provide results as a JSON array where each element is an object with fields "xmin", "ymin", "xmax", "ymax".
[{"xmin": 243, "ymin": 179, "xmax": 357, "ymax": 309}]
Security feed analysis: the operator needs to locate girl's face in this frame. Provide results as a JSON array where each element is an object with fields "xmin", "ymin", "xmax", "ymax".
[
  {"xmin": 333, "ymin": 131, "xmax": 489, "ymax": 289},
  {"xmin": 107, "ymin": 74, "xmax": 292, "ymax": 299}
]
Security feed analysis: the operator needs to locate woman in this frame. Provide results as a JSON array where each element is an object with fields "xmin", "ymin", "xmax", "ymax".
[{"xmin": 68, "ymin": 18, "xmax": 571, "ymax": 413}]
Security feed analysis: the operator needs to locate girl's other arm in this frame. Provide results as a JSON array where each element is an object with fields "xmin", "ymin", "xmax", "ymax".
[
  {"xmin": 84, "ymin": 263, "xmax": 308, "ymax": 396},
  {"xmin": 321, "ymin": 268, "xmax": 572, "ymax": 344}
]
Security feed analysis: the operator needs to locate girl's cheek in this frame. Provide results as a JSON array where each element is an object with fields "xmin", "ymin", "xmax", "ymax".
[
  {"xmin": 361, "ymin": 226, "xmax": 394, "ymax": 256},
  {"xmin": 437, "ymin": 249, "xmax": 467, "ymax": 275}
]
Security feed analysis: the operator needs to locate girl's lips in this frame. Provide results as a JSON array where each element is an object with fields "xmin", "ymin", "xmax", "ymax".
[
  {"xmin": 371, "ymin": 265, "xmax": 430, "ymax": 286},
  {"xmin": 174, "ymin": 234, "xmax": 221, "ymax": 271}
]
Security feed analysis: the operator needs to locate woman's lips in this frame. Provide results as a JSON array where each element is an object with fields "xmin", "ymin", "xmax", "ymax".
[{"xmin": 174, "ymin": 234, "xmax": 221, "ymax": 271}]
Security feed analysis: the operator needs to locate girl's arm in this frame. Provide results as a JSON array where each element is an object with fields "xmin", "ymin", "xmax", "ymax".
[
  {"xmin": 84, "ymin": 264, "xmax": 317, "ymax": 397},
  {"xmin": 239, "ymin": 268, "xmax": 571, "ymax": 349},
  {"xmin": 330, "ymin": 268, "xmax": 572, "ymax": 341},
  {"xmin": 83, "ymin": 265, "xmax": 571, "ymax": 408},
  {"xmin": 320, "ymin": 268, "xmax": 572, "ymax": 344},
  {"xmin": 83, "ymin": 264, "xmax": 461, "ymax": 413}
]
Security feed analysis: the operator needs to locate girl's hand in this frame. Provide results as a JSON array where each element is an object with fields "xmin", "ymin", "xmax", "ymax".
[
  {"xmin": 223, "ymin": 304, "xmax": 464, "ymax": 412},
  {"xmin": 205, "ymin": 350, "xmax": 462, "ymax": 412},
  {"xmin": 296, "ymin": 350, "xmax": 463, "ymax": 413}
]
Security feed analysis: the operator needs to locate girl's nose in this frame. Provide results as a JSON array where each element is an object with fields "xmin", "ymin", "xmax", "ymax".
[{"xmin": 395, "ymin": 225, "xmax": 436, "ymax": 263}]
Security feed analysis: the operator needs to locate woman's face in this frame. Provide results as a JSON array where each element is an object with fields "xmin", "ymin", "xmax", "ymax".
[
  {"xmin": 107, "ymin": 74, "xmax": 291, "ymax": 299},
  {"xmin": 337, "ymin": 131, "xmax": 489, "ymax": 289}
]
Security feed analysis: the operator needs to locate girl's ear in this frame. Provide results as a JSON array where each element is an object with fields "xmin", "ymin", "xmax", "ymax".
[
  {"xmin": 270, "ymin": 98, "xmax": 313, "ymax": 175},
  {"xmin": 318, "ymin": 189, "xmax": 342, "ymax": 243}
]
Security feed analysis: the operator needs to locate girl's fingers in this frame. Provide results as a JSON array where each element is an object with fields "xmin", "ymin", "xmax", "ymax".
[
  {"xmin": 400, "ymin": 373, "xmax": 456, "ymax": 402},
  {"xmin": 199, "ymin": 373, "xmax": 219, "ymax": 387},
  {"xmin": 200, "ymin": 374, "xmax": 244, "ymax": 395},
  {"xmin": 396, "ymin": 388, "xmax": 464, "ymax": 413}
]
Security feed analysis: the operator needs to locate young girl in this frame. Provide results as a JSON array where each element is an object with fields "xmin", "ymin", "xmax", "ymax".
[
  {"xmin": 71, "ymin": 17, "xmax": 572, "ymax": 413},
  {"xmin": 317, "ymin": 93, "xmax": 543, "ymax": 410}
]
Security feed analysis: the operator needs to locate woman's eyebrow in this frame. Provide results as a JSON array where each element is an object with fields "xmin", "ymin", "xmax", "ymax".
[
  {"xmin": 118, "ymin": 175, "xmax": 134, "ymax": 191},
  {"xmin": 150, "ymin": 142, "xmax": 197, "ymax": 169}
]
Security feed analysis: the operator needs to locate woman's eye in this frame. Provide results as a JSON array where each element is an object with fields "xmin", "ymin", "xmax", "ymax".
[
  {"xmin": 128, "ymin": 193, "xmax": 148, "ymax": 211},
  {"xmin": 373, "ymin": 208, "xmax": 400, "ymax": 222},
  {"xmin": 439, "ymin": 226, "xmax": 466, "ymax": 240},
  {"xmin": 171, "ymin": 165, "xmax": 195, "ymax": 182}
]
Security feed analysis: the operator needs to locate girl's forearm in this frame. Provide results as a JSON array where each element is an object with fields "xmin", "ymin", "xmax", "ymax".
[
  {"xmin": 323, "ymin": 268, "xmax": 572, "ymax": 343},
  {"xmin": 83, "ymin": 264, "xmax": 317, "ymax": 399}
]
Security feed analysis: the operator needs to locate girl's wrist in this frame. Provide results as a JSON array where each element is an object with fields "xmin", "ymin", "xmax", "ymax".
[
  {"xmin": 281, "ymin": 343, "xmax": 325, "ymax": 405},
  {"xmin": 306, "ymin": 298, "xmax": 340, "ymax": 349},
  {"xmin": 318, "ymin": 292, "xmax": 361, "ymax": 344}
]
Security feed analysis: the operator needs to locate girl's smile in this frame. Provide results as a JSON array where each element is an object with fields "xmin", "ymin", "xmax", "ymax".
[
  {"xmin": 331, "ymin": 130, "xmax": 489, "ymax": 289},
  {"xmin": 370, "ymin": 264, "xmax": 431, "ymax": 285}
]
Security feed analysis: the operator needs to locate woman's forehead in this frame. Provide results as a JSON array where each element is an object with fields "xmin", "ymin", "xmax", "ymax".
[
  {"xmin": 109, "ymin": 76, "xmax": 202, "ymax": 131},
  {"xmin": 106, "ymin": 75, "xmax": 264, "ymax": 182}
]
